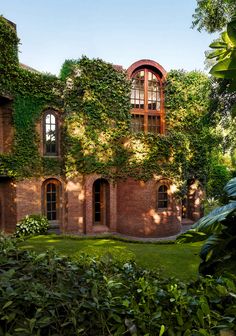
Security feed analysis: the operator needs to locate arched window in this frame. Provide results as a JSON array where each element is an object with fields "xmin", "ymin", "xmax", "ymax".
[
  {"xmin": 128, "ymin": 60, "xmax": 166, "ymax": 134},
  {"xmin": 157, "ymin": 185, "xmax": 168, "ymax": 209},
  {"xmin": 43, "ymin": 179, "xmax": 60, "ymax": 222},
  {"xmin": 43, "ymin": 112, "xmax": 58, "ymax": 156},
  {"xmin": 131, "ymin": 68, "xmax": 162, "ymax": 133}
]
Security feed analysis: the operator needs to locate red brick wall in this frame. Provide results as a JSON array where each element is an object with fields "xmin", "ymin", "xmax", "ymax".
[
  {"xmin": 15, "ymin": 176, "xmax": 66, "ymax": 231},
  {"xmin": 187, "ymin": 180, "xmax": 204, "ymax": 221},
  {"xmin": 117, "ymin": 178, "xmax": 181, "ymax": 237},
  {"xmin": 64, "ymin": 176, "xmax": 84, "ymax": 234}
]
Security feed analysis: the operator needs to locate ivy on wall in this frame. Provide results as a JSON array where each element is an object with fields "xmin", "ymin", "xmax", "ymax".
[
  {"xmin": 0, "ymin": 16, "xmax": 63, "ymax": 178},
  {"xmin": 0, "ymin": 16, "xmax": 219, "ymax": 193}
]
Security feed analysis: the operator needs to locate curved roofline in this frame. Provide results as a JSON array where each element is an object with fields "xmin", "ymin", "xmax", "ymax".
[{"xmin": 127, "ymin": 59, "xmax": 167, "ymax": 80}]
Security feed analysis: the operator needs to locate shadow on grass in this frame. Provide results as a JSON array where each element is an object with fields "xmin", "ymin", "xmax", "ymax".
[{"xmin": 20, "ymin": 234, "xmax": 201, "ymax": 281}]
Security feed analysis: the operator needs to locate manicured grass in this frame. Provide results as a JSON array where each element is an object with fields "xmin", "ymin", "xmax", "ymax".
[{"xmin": 20, "ymin": 235, "xmax": 201, "ymax": 281}]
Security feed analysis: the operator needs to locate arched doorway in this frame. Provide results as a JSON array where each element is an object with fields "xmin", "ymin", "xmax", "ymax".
[{"xmin": 93, "ymin": 178, "xmax": 110, "ymax": 226}]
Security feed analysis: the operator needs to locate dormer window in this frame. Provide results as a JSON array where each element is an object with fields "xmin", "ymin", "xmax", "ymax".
[{"xmin": 128, "ymin": 60, "xmax": 166, "ymax": 134}]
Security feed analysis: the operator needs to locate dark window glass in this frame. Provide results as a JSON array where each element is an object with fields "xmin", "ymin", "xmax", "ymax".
[
  {"xmin": 46, "ymin": 182, "xmax": 58, "ymax": 220},
  {"xmin": 131, "ymin": 114, "xmax": 144, "ymax": 132},
  {"xmin": 45, "ymin": 113, "xmax": 57, "ymax": 155},
  {"xmin": 158, "ymin": 185, "xmax": 168, "ymax": 209}
]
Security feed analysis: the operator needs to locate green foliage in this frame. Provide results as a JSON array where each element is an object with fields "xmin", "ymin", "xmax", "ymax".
[
  {"xmin": 206, "ymin": 160, "xmax": 232, "ymax": 201},
  {"xmin": 62, "ymin": 63, "xmax": 215, "ymax": 184},
  {"xmin": 192, "ymin": 0, "xmax": 236, "ymax": 33},
  {"xmin": 15, "ymin": 214, "xmax": 49, "ymax": 238},
  {"xmin": 0, "ymin": 17, "xmax": 216, "ymax": 188},
  {"xmin": 0, "ymin": 16, "xmax": 19, "ymax": 95},
  {"xmin": 0, "ymin": 17, "xmax": 63, "ymax": 179},
  {"xmin": 177, "ymin": 177, "xmax": 236, "ymax": 276},
  {"xmin": 0, "ymin": 236, "xmax": 236, "ymax": 335},
  {"xmin": 208, "ymin": 13, "xmax": 236, "ymax": 87}
]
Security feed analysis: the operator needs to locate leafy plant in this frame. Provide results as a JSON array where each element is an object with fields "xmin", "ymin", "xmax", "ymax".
[
  {"xmin": 0, "ymin": 236, "xmax": 236, "ymax": 335},
  {"xmin": 208, "ymin": 12, "xmax": 236, "ymax": 89},
  {"xmin": 177, "ymin": 177, "xmax": 236, "ymax": 275},
  {"xmin": 15, "ymin": 214, "xmax": 49, "ymax": 238}
]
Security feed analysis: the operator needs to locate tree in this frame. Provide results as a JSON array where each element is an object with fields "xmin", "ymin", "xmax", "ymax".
[{"xmin": 192, "ymin": 0, "xmax": 236, "ymax": 33}]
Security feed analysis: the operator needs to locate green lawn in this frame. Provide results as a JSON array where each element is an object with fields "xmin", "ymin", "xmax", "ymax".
[{"xmin": 20, "ymin": 235, "xmax": 201, "ymax": 281}]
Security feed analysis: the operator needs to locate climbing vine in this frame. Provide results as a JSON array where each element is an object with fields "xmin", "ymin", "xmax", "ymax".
[{"xmin": 0, "ymin": 16, "xmax": 218, "ymax": 191}]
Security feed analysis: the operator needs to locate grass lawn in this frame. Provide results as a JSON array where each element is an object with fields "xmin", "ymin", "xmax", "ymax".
[{"xmin": 20, "ymin": 235, "xmax": 201, "ymax": 281}]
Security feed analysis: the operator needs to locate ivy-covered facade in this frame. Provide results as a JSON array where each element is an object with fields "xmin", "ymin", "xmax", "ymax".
[{"xmin": 0, "ymin": 16, "xmax": 214, "ymax": 237}]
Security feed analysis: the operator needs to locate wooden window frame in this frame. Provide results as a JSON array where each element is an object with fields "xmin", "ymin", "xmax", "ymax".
[
  {"xmin": 157, "ymin": 184, "xmax": 169, "ymax": 210},
  {"xmin": 131, "ymin": 68, "xmax": 165, "ymax": 134},
  {"xmin": 93, "ymin": 178, "xmax": 110, "ymax": 226},
  {"xmin": 43, "ymin": 111, "xmax": 60, "ymax": 157},
  {"xmin": 43, "ymin": 179, "xmax": 61, "ymax": 222}
]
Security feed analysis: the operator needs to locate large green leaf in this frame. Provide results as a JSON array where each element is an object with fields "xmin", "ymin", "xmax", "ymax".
[
  {"xmin": 192, "ymin": 201, "xmax": 236, "ymax": 233},
  {"xmin": 227, "ymin": 18, "xmax": 236, "ymax": 46},
  {"xmin": 209, "ymin": 41, "xmax": 227, "ymax": 49},
  {"xmin": 207, "ymin": 49, "xmax": 229, "ymax": 60},
  {"xmin": 176, "ymin": 229, "xmax": 206, "ymax": 244},
  {"xmin": 199, "ymin": 234, "xmax": 226, "ymax": 261},
  {"xmin": 210, "ymin": 57, "xmax": 236, "ymax": 78},
  {"xmin": 224, "ymin": 177, "xmax": 236, "ymax": 197}
]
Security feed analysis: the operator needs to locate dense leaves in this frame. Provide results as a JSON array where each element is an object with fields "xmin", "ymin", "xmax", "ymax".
[
  {"xmin": 0, "ymin": 236, "xmax": 236, "ymax": 335},
  {"xmin": 192, "ymin": 0, "xmax": 236, "ymax": 33},
  {"xmin": 177, "ymin": 177, "xmax": 236, "ymax": 276},
  {"xmin": 15, "ymin": 214, "xmax": 49, "ymax": 238},
  {"xmin": 0, "ymin": 17, "xmax": 218, "ymax": 193}
]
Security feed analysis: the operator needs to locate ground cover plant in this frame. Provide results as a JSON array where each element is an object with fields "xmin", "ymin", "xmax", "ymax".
[
  {"xmin": 1, "ymin": 235, "xmax": 236, "ymax": 336},
  {"xmin": 20, "ymin": 235, "xmax": 201, "ymax": 281}
]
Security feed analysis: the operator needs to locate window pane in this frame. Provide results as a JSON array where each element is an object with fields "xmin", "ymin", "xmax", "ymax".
[
  {"xmin": 46, "ymin": 182, "xmax": 58, "ymax": 220},
  {"xmin": 131, "ymin": 114, "xmax": 144, "ymax": 132},
  {"xmin": 131, "ymin": 71, "xmax": 145, "ymax": 109},
  {"xmin": 148, "ymin": 116, "xmax": 161, "ymax": 134},
  {"xmin": 158, "ymin": 185, "xmax": 168, "ymax": 209},
  {"xmin": 147, "ymin": 71, "xmax": 160, "ymax": 111},
  {"xmin": 44, "ymin": 113, "xmax": 57, "ymax": 155}
]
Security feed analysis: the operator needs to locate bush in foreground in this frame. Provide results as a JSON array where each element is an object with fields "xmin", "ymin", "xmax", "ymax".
[{"xmin": 0, "ymin": 235, "xmax": 235, "ymax": 336}]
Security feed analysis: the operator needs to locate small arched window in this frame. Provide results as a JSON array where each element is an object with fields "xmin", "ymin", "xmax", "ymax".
[
  {"xmin": 44, "ymin": 112, "xmax": 58, "ymax": 156},
  {"xmin": 43, "ymin": 179, "xmax": 60, "ymax": 221},
  {"xmin": 158, "ymin": 185, "xmax": 168, "ymax": 209}
]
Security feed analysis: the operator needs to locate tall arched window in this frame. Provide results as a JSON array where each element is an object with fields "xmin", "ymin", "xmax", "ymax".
[
  {"xmin": 44, "ymin": 112, "xmax": 58, "ymax": 156},
  {"xmin": 43, "ymin": 179, "xmax": 60, "ymax": 222},
  {"xmin": 128, "ymin": 60, "xmax": 166, "ymax": 134},
  {"xmin": 157, "ymin": 185, "xmax": 168, "ymax": 209},
  {"xmin": 131, "ymin": 68, "xmax": 162, "ymax": 133}
]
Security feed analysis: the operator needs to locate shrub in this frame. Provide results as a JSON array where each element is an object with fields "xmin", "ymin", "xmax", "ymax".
[
  {"xmin": 0, "ymin": 236, "xmax": 236, "ymax": 335},
  {"xmin": 15, "ymin": 214, "xmax": 49, "ymax": 238}
]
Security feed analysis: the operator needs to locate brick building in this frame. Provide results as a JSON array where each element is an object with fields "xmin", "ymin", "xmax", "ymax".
[{"xmin": 0, "ymin": 18, "xmax": 203, "ymax": 237}]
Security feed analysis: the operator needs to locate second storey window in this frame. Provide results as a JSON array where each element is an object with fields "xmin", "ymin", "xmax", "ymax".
[
  {"xmin": 44, "ymin": 112, "xmax": 58, "ymax": 156},
  {"xmin": 130, "ymin": 68, "xmax": 164, "ymax": 134}
]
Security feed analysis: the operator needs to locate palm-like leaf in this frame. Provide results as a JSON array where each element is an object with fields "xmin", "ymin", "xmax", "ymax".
[
  {"xmin": 176, "ymin": 229, "xmax": 206, "ymax": 244},
  {"xmin": 199, "ymin": 234, "xmax": 227, "ymax": 261},
  {"xmin": 224, "ymin": 177, "xmax": 236, "ymax": 198},
  {"xmin": 192, "ymin": 201, "xmax": 236, "ymax": 233}
]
